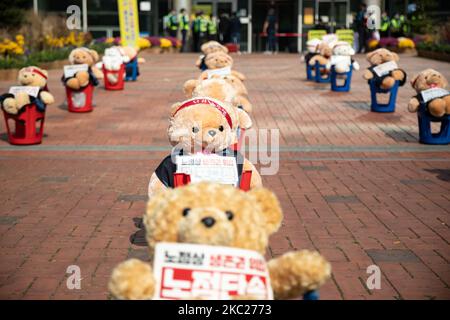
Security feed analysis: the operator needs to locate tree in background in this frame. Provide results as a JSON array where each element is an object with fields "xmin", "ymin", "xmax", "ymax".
[{"xmin": 0, "ymin": 0, "xmax": 30, "ymax": 31}]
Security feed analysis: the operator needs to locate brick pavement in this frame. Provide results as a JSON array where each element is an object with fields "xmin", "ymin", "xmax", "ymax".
[{"xmin": 0, "ymin": 52, "xmax": 449, "ymax": 300}]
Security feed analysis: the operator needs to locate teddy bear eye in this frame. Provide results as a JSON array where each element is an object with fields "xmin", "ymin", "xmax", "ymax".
[
  {"xmin": 218, "ymin": 126, "xmax": 224, "ymax": 132},
  {"xmin": 182, "ymin": 208, "xmax": 190, "ymax": 217},
  {"xmin": 225, "ymin": 210, "xmax": 234, "ymax": 221},
  {"xmin": 192, "ymin": 127, "xmax": 199, "ymax": 133}
]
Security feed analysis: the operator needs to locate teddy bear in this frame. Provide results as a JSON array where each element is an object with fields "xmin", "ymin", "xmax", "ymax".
[
  {"xmin": 326, "ymin": 41, "xmax": 360, "ymax": 73},
  {"xmin": 96, "ymin": 46, "xmax": 128, "ymax": 85},
  {"xmin": 308, "ymin": 40, "xmax": 334, "ymax": 68},
  {"xmin": 183, "ymin": 75, "xmax": 252, "ymax": 113},
  {"xmin": 407, "ymin": 69, "xmax": 450, "ymax": 118},
  {"xmin": 195, "ymin": 41, "xmax": 229, "ymax": 71},
  {"xmin": 362, "ymin": 48, "xmax": 407, "ymax": 90},
  {"xmin": 147, "ymin": 97, "xmax": 261, "ymax": 198},
  {"xmin": 201, "ymin": 51, "xmax": 246, "ymax": 81},
  {"xmin": 108, "ymin": 182, "xmax": 331, "ymax": 300},
  {"xmin": 0, "ymin": 66, "xmax": 54, "ymax": 115},
  {"xmin": 301, "ymin": 38, "xmax": 322, "ymax": 64},
  {"xmin": 63, "ymin": 47, "xmax": 102, "ymax": 90},
  {"xmin": 119, "ymin": 45, "xmax": 146, "ymax": 80}
]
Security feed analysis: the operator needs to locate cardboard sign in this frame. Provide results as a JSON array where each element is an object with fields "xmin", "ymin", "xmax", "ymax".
[
  {"xmin": 9, "ymin": 86, "xmax": 40, "ymax": 98},
  {"xmin": 373, "ymin": 61, "xmax": 398, "ymax": 77},
  {"xmin": 153, "ymin": 242, "xmax": 273, "ymax": 300},
  {"xmin": 176, "ymin": 154, "xmax": 238, "ymax": 186},
  {"xmin": 420, "ymin": 88, "xmax": 449, "ymax": 103},
  {"xmin": 206, "ymin": 66, "xmax": 231, "ymax": 78},
  {"xmin": 330, "ymin": 55, "xmax": 351, "ymax": 66},
  {"xmin": 64, "ymin": 64, "xmax": 88, "ymax": 78}
]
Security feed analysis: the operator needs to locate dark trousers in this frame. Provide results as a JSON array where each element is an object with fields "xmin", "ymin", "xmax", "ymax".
[
  {"xmin": 192, "ymin": 32, "xmax": 199, "ymax": 52},
  {"xmin": 267, "ymin": 32, "xmax": 276, "ymax": 52},
  {"xmin": 181, "ymin": 30, "xmax": 188, "ymax": 52},
  {"xmin": 169, "ymin": 29, "xmax": 177, "ymax": 38},
  {"xmin": 357, "ymin": 27, "xmax": 366, "ymax": 53},
  {"xmin": 199, "ymin": 33, "xmax": 208, "ymax": 51}
]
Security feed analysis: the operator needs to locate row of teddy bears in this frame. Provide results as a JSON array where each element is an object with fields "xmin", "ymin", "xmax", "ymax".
[
  {"xmin": 303, "ymin": 35, "xmax": 450, "ymax": 119},
  {"xmin": 107, "ymin": 41, "xmax": 333, "ymax": 300},
  {"xmin": 0, "ymin": 45, "xmax": 145, "ymax": 116}
]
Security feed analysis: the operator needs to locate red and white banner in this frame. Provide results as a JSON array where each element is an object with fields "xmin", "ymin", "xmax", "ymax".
[{"xmin": 153, "ymin": 242, "xmax": 273, "ymax": 300}]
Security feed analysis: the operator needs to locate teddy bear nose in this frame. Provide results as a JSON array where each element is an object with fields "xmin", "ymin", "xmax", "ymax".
[
  {"xmin": 201, "ymin": 217, "xmax": 216, "ymax": 228},
  {"xmin": 208, "ymin": 130, "xmax": 216, "ymax": 137}
]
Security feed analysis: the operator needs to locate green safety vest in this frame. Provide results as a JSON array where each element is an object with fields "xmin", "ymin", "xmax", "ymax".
[
  {"xmin": 208, "ymin": 20, "xmax": 217, "ymax": 35},
  {"xmin": 380, "ymin": 17, "xmax": 390, "ymax": 32},
  {"xmin": 168, "ymin": 14, "xmax": 179, "ymax": 30},
  {"xmin": 199, "ymin": 16, "xmax": 209, "ymax": 33},
  {"xmin": 391, "ymin": 18, "xmax": 400, "ymax": 31},
  {"xmin": 179, "ymin": 14, "xmax": 189, "ymax": 31}
]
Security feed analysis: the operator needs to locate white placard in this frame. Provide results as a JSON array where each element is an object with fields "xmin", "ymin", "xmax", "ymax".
[
  {"xmin": 153, "ymin": 242, "xmax": 273, "ymax": 300},
  {"xmin": 330, "ymin": 55, "xmax": 351, "ymax": 66},
  {"xmin": 140, "ymin": 1, "xmax": 151, "ymax": 11},
  {"xmin": 9, "ymin": 86, "xmax": 40, "ymax": 98},
  {"xmin": 176, "ymin": 154, "xmax": 238, "ymax": 186},
  {"xmin": 420, "ymin": 88, "xmax": 449, "ymax": 103},
  {"xmin": 373, "ymin": 61, "xmax": 398, "ymax": 77},
  {"xmin": 64, "ymin": 64, "xmax": 88, "ymax": 78},
  {"xmin": 206, "ymin": 66, "xmax": 231, "ymax": 78}
]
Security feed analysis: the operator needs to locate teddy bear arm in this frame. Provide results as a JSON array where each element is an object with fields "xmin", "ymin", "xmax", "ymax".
[
  {"xmin": 391, "ymin": 69, "xmax": 405, "ymax": 81},
  {"xmin": 243, "ymin": 159, "xmax": 263, "ymax": 188},
  {"xmin": 428, "ymin": 98, "xmax": 446, "ymax": 118},
  {"xmin": 2, "ymin": 97, "xmax": 19, "ymax": 114},
  {"xmin": 236, "ymin": 96, "xmax": 253, "ymax": 114},
  {"xmin": 268, "ymin": 250, "xmax": 331, "ymax": 300},
  {"xmin": 74, "ymin": 71, "xmax": 90, "ymax": 87},
  {"xmin": 363, "ymin": 69, "xmax": 373, "ymax": 80},
  {"xmin": 39, "ymin": 91, "xmax": 55, "ymax": 105},
  {"xmin": 352, "ymin": 61, "xmax": 360, "ymax": 71},
  {"xmin": 148, "ymin": 172, "xmax": 167, "ymax": 199},
  {"xmin": 91, "ymin": 66, "xmax": 104, "ymax": 80},
  {"xmin": 108, "ymin": 259, "xmax": 155, "ymax": 300},
  {"xmin": 231, "ymin": 70, "xmax": 246, "ymax": 81},
  {"xmin": 137, "ymin": 57, "xmax": 146, "ymax": 64},
  {"xmin": 407, "ymin": 97, "xmax": 420, "ymax": 113},
  {"xmin": 443, "ymin": 95, "xmax": 450, "ymax": 114},
  {"xmin": 15, "ymin": 92, "xmax": 31, "ymax": 109}
]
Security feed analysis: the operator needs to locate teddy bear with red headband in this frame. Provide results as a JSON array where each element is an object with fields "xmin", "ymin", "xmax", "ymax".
[
  {"xmin": 147, "ymin": 97, "xmax": 262, "ymax": 198},
  {"xmin": 0, "ymin": 66, "xmax": 54, "ymax": 115}
]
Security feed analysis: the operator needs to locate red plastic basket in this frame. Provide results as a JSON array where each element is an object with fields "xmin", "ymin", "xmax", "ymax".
[
  {"xmin": 103, "ymin": 64, "xmax": 125, "ymax": 90},
  {"xmin": 225, "ymin": 43, "xmax": 239, "ymax": 53},
  {"xmin": 173, "ymin": 170, "xmax": 252, "ymax": 191},
  {"xmin": 66, "ymin": 83, "xmax": 94, "ymax": 113},
  {"xmin": 2, "ymin": 103, "xmax": 45, "ymax": 145}
]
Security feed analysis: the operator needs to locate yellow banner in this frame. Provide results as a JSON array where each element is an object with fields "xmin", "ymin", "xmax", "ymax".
[{"xmin": 118, "ymin": 0, "xmax": 140, "ymax": 48}]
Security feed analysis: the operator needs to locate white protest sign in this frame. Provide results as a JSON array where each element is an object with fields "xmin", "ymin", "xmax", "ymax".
[
  {"xmin": 64, "ymin": 64, "xmax": 88, "ymax": 78},
  {"xmin": 206, "ymin": 66, "xmax": 231, "ymax": 78},
  {"xmin": 373, "ymin": 61, "xmax": 398, "ymax": 77},
  {"xmin": 9, "ymin": 86, "xmax": 40, "ymax": 98},
  {"xmin": 330, "ymin": 55, "xmax": 351, "ymax": 66},
  {"xmin": 153, "ymin": 242, "xmax": 273, "ymax": 300},
  {"xmin": 420, "ymin": 88, "xmax": 449, "ymax": 103},
  {"xmin": 176, "ymin": 154, "xmax": 238, "ymax": 186}
]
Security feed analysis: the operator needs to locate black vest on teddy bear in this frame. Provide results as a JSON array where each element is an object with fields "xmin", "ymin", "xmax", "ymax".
[
  {"xmin": 415, "ymin": 90, "xmax": 450, "ymax": 116},
  {"xmin": 0, "ymin": 88, "xmax": 49, "ymax": 113},
  {"xmin": 155, "ymin": 148, "xmax": 244, "ymax": 188},
  {"xmin": 368, "ymin": 65, "xmax": 407, "ymax": 87}
]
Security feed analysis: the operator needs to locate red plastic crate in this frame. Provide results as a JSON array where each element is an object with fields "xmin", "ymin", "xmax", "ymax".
[
  {"xmin": 103, "ymin": 64, "xmax": 125, "ymax": 90},
  {"xmin": 66, "ymin": 83, "xmax": 94, "ymax": 113}
]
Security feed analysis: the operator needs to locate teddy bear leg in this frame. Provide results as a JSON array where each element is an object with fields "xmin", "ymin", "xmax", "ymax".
[
  {"xmin": 2, "ymin": 98, "xmax": 19, "ymax": 114},
  {"xmin": 428, "ymin": 98, "xmax": 446, "ymax": 118},
  {"xmin": 75, "ymin": 71, "xmax": 90, "ymax": 88},
  {"xmin": 108, "ymin": 259, "xmax": 155, "ymax": 300},
  {"xmin": 407, "ymin": 97, "xmax": 420, "ymax": 113},
  {"xmin": 66, "ymin": 78, "xmax": 81, "ymax": 90},
  {"xmin": 15, "ymin": 92, "xmax": 31, "ymax": 111},
  {"xmin": 381, "ymin": 76, "xmax": 395, "ymax": 89},
  {"xmin": 391, "ymin": 69, "xmax": 405, "ymax": 82},
  {"xmin": 363, "ymin": 69, "xmax": 374, "ymax": 80},
  {"xmin": 442, "ymin": 95, "xmax": 450, "ymax": 115},
  {"xmin": 267, "ymin": 251, "xmax": 331, "ymax": 300},
  {"xmin": 148, "ymin": 173, "xmax": 168, "ymax": 199},
  {"xmin": 243, "ymin": 159, "xmax": 263, "ymax": 188},
  {"xmin": 107, "ymin": 73, "xmax": 119, "ymax": 84},
  {"xmin": 39, "ymin": 91, "xmax": 55, "ymax": 105}
]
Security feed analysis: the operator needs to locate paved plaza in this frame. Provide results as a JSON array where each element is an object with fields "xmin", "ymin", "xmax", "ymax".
[{"xmin": 0, "ymin": 52, "xmax": 449, "ymax": 299}]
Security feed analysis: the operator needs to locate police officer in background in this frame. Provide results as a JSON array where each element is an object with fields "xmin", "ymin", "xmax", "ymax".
[
  {"xmin": 167, "ymin": 9, "xmax": 179, "ymax": 38},
  {"xmin": 380, "ymin": 11, "xmax": 390, "ymax": 37},
  {"xmin": 208, "ymin": 14, "xmax": 218, "ymax": 41},
  {"xmin": 192, "ymin": 11, "xmax": 208, "ymax": 52},
  {"xmin": 179, "ymin": 8, "xmax": 190, "ymax": 52}
]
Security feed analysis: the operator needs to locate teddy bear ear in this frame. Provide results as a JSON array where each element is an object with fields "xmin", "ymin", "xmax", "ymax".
[
  {"xmin": 247, "ymin": 187, "xmax": 283, "ymax": 235},
  {"xmin": 391, "ymin": 52, "xmax": 400, "ymax": 62},
  {"xmin": 170, "ymin": 102, "xmax": 183, "ymax": 117},
  {"xmin": 236, "ymin": 107, "xmax": 252, "ymax": 129},
  {"xmin": 221, "ymin": 45, "xmax": 229, "ymax": 53},
  {"xmin": 68, "ymin": 50, "xmax": 76, "ymax": 64},
  {"xmin": 410, "ymin": 73, "xmax": 420, "ymax": 88},
  {"xmin": 89, "ymin": 49, "xmax": 100, "ymax": 62},
  {"xmin": 183, "ymin": 79, "xmax": 199, "ymax": 98},
  {"xmin": 366, "ymin": 50, "xmax": 376, "ymax": 61}
]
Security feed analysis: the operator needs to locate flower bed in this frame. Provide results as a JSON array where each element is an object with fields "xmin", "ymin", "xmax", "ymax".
[
  {"xmin": 416, "ymin": 42, "xmax": 450, "ymax": 62},
  {"xmin": 366, "ymin": 36, "xmax": 417, "ymax": 54}
]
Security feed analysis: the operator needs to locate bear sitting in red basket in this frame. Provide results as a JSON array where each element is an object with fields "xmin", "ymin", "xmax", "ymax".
[
  {"xmin": 408, "ymin": 69, "xmax": 450, "ymax": 118},
  {"xmin": 63, "ymin": 47, "xmax": 102, "ymax": 90},
  {"xmin": 363, "ymin": 48, "xmax": 407, "ymax": 90},
  {"xmin": 147, "ymin": 97, "xmax": 261, "ymax": 198},
  {"xmin": 0, "ymin": 66, "xmax": 54, "ymax": 115}
]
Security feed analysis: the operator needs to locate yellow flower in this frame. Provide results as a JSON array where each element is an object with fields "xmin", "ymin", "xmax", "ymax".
[
  {"xmin": 368, "ymin": 39, "xmax": 379, "ymax": 49},
  {"xmin": 398, "ymin": 37, "xmax": 415, "ymax": 49},
  {"xmin": 138, "ymin": 37, "xmax": 151, "ymax": 49},
  {"xmin": 160, "ymin": 38, "xmax": 172, "ymax": 48}
]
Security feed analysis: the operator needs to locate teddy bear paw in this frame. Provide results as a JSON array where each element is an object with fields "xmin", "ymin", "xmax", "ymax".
[
  {"xmin": 66, "ymin": 78, "xmax": 81, "ymax": 90},
  {"xmin": 381, "ymin": 77, "xmax": 395, "ymax": 89},
  {"xmin": 107, "ymin": 73, "xmax": 119, "ymax": 84},
  {"xmin": 108, "ymin": 259, "xmax": 155, "ymax": 300},
  {"xmin": 75, "ymin": 71, "xmax": 90, "ymax": 88},
  {"xmin": 2, "ymin": 98, "xmax": 19, "ymax": 114},
  {"xmin": 428, "ymin": 98, "xmax": 446, "ymax": 117}
]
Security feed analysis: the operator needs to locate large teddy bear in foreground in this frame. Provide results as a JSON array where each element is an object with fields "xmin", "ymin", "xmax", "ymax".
[
  {"xmin": 0, "ymin": 66, "xmax": 54, "ymax": 114},
  {"xmin": 63, "ymin": 47, "xmax": 102, "ymax": 90},
  {"xmin": 147, "ymin": 97, "xmax": 261, "ymax": 198},
  {"xmin": 109, "ymin": 182, "xmax": 331, "ymax": 300},
  {"xmin": 326, "ymin": 41, "xmax": 360, "ymax": 73},
  {"xmin": 363, "ymin": 48, "xmax": 407, "ymax": 90},
  {"xmin": 408, "ymin": 69, "xmax": 450, "ymax": 117},
  {"xmin": 183, "ymin": 76, "xmax": 253, "ymax": 114}
]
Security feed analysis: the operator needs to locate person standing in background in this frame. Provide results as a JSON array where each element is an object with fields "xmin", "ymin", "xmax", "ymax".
[
  {"xmin": 355, "ymin": 3, "xmax": 367, "ymax": 53},
  {"xmin": 219, "ymin": 12, "xmax": 231, "ymax": 43},
  {"xmin": 380, "ymin": 11, "xmax": 390, "ymax": 38},
  {"xmin": 230, "ymin": 12, "xmax": 241, "ymax": 50},
  {"xmin": 192, "ymin": 11, "xmax": 201, "ymax": 52},
  {"xmin": 167, "ymin": 9, "xmax": 179, "ymax": 38},
  {"xmin": 208, "ymin": 14, "xmax": 218, "ymax": 41},
  {"xmin": 263, "ymin": 8, "xmax": 278, "ymax": 54},
  {"xmin": 179, "ymin": 8, "xmax": 190, "ymax": 52}
]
